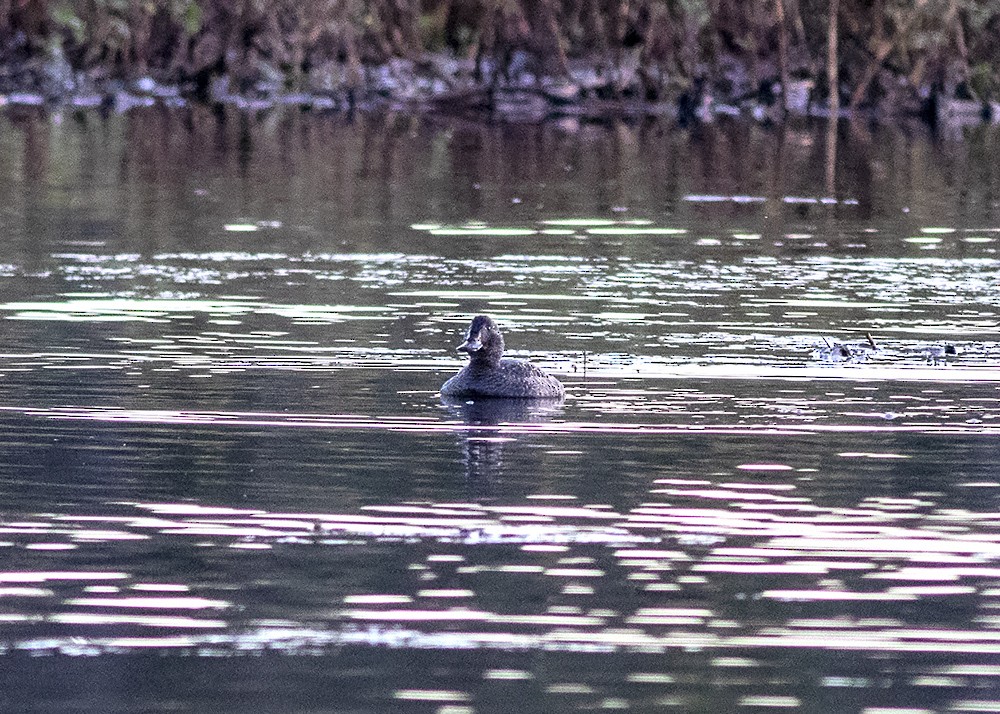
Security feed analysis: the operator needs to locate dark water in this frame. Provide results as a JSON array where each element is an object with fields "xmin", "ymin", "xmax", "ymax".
[{"xmin": 1, "ymin": 107, "xmax": 999, "ymax": 713}]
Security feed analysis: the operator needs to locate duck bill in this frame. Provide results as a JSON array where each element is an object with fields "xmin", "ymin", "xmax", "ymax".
[{"xmin": 457, "ymin": 338, "xmax": 483, "ymax": 353}]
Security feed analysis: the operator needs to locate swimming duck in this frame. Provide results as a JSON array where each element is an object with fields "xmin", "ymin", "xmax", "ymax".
[
  {"xmin": 441, "ymin": 315, "xmax": 565, "ymax": 399},
  {"xmin": 924, "ymin": 343, "xmax": 957, "ymax": 365},
  {"xmin": 813, "ymin": 333, "xmax": 878, "ymax": 363}
]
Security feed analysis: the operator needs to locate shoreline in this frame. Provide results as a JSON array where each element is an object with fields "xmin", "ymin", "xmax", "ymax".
[{"xmin": 2, "ymin": 52, "xmax": 997, "ymax": 131}]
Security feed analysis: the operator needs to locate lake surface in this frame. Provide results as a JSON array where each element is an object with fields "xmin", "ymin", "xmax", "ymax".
[{"xmin": 0, "ymin": 106, "xmax": 999, "ymax": 713}]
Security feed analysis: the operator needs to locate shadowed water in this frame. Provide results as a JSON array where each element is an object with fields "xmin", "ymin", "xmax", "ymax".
[{"xmin": 0, "ymin": 107, "xmax": 999, "ymax": 713}]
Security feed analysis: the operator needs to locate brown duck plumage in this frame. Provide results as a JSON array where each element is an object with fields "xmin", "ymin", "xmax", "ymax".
[{"xmin": 441, "ymin": 315, "xmax": 565, "ymax": 399}]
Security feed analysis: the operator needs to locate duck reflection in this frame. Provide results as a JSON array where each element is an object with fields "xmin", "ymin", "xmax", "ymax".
[{"xmin": 441, "ymin": 396, "xmax": 564, "ymax": 485}]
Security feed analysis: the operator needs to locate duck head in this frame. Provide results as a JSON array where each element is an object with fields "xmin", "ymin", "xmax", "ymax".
[{"xmin": 457, "ymin": 315, "xmax": 504, "ymax": 367}]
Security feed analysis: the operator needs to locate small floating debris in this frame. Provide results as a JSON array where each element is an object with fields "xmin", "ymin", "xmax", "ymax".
[
  {"xmin": 224, "ymin": 223, "xmax": 259, "ymax": 233},
  {"xmin": 782, "ymin": 196, "xmax": 859, "ymax": 205},
  {"xmin": 585, "ymin": 227, "xmax": 687, "ymax": 235},
  {"xmin": 542, "ymin": 219, "xmax": 618, "ymax": 226},
  {"xmin": 904, "ymin": 236, "xmax": 943, "ymax": 246},
  {"xmin": 428, "ymin": 227, "xmax": 538, "ymax": 236},
  {"xmin": 6, "ymin": 92, "xmax": 46, "ymax": 106},
  {"xmin": 683, "ymin": 194, "xmax": 767, "ymax": 203},
  {"xmin": 736, "ymin": 463, "xmax": 794, "ymax": 471}
]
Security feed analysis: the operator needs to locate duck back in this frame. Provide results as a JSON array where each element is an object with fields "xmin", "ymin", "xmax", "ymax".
[{"xmin": 442, "ymin": 357, "xmax": 564, "ymax": 398}]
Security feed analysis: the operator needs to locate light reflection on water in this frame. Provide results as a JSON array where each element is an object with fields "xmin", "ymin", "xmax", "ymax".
[
  {"xmin": 2, "ymin": 110, "xmax": 1000, "ymax": 712},
  {"xmin": 1, "ymin": 459, "xmax": 999, "ymax": 714},
  {"xmin": 3, "ymin": 490, "xmax": 999, "ymax": 651}
]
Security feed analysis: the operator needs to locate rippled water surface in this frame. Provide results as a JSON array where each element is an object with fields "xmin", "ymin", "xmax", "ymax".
[{"xmin": 1, "ymin": 108, "xmax": 1000, "ymax": 713}]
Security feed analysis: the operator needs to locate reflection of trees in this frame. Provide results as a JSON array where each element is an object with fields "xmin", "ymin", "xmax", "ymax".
[{"xmin": 3, "ymin": 106, "xmax": 999, "ymax": 260}]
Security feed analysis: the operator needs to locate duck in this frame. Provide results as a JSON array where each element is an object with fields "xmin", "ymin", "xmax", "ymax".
[
  {"xmin": 441, "ymin": 315, "xmax": 565, "ymax": 399},
  {"xmin": 813, "ymin": 333, "xmax": 878, "ymax": 363},
  {"xmin": 924, "ymin": 343, "xmax": 958, "ymax": 365}
]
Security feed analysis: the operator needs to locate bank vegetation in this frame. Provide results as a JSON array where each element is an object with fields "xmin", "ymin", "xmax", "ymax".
[{"xmin": 1, "ymin": 0, "xmax": 998, "ymax": 117}]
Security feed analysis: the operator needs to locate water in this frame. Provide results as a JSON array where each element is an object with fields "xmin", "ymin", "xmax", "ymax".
[{"xmin": 1, "ymin": 107, "xmax": 999, "ymax": 713}]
